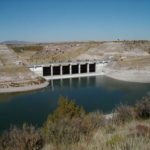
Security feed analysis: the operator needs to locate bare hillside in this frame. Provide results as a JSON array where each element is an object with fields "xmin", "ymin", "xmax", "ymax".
[
  {"xmin": 0, "ymin": 45, "xmax": 47, "ymax": 90},
  {"xmin": 9, "ymin": 40, "xmax": 150, "ymax": 83},
  {"xmin": 11, "ymin": 40, "xmax": 150, "ymax": 63}
]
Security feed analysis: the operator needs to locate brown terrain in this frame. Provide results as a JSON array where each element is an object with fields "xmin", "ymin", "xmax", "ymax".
[
  {"xmin": 11, "ymin": 40, "xmax": 150, "ymax": 83},
  {"xmin": 0, "ymin": 40, "xmax": 150, "ymax": 92},
  {"xmin": 0, "ymin": 45, "xmax": 48, "ymax": 92},
  {"xmin": 11, "ymin": 41, "xmax": 150, "ymax": 67}
]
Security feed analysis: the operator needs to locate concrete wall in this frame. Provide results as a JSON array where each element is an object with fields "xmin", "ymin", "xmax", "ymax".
[
  {"xmin": 29, "ymin": 61, "xmax": 108, "ymax": 80},
  {"xmin": 96, "ymin": 63, "xmax": 104, "ymax": 73},
  {"xmin": 29, "ymin": 66, "xmax": 43, "ymax": 76}
]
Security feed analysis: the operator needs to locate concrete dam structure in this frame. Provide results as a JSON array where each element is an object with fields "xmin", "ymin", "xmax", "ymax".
[{"xmin": 29, "ymin": 61, "xmax": 108, "ymax": 80}]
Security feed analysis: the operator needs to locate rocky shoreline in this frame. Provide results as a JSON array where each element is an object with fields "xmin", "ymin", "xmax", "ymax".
[{"xmin": 0, "ymin": 81, "xmax": 49, "ymax": 94}]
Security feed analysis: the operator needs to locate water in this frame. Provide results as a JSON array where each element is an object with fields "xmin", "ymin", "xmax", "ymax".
[{"xmin": 0, "ymin": 76, "xmax": 150, "ymax": 133}]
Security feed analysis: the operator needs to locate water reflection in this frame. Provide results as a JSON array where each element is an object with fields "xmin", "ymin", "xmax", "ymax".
[
  {"xmin": 0, "ymin": 76, "xmax": 150, "ymax": 133},
  {"xmin": 49, "ymin": 76, "xmax": 150, "ymax": 94},
  {"xmin": 49, "ymin": 77, "xmax": 96, "ymax": 91}
]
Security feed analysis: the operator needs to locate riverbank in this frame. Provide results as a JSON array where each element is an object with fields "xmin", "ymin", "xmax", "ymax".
[
  {"xmin": 105, "ymin": 69, "xmax": 150, "ymax": 83},
  {"xmin": 0, "ymin": 81, "xmax": 49, "ymax": 94}
]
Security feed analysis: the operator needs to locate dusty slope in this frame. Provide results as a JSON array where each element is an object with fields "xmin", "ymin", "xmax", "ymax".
[
  {"xmin": 13, "ymin": 40, "xmax": 150, "ymax": 63},
  {"xmin": 0, "ymin": 45, "xmax": 48, "ymax": 92}
]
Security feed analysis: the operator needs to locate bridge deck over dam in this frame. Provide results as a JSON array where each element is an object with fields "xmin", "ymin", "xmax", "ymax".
[{"xmin": 28, "ymin": 60, "xmax": 108, "ymax": 80}]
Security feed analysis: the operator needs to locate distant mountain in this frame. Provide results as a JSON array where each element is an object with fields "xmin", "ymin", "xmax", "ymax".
[{"xmin": 0, "ymin": 40, "xmax": 31, "ymax": 45}]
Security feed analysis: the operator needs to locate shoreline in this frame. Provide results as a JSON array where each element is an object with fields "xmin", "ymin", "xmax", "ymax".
[
  {"xmin": 0, "ymin": 69, "xmax": 150, "ymax": 94},
  {"xmin": 0, "ymin": 81, "xmax": 49, "ymax": 94},
  {"xmin": 104, "ymin": 69, "xmax": 150, "ymax": 84}
]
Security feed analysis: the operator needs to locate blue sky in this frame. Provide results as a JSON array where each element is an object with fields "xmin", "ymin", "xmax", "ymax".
[{"xmin": 0, "ymin": 0, "xmax": 150, "ymax": 42}]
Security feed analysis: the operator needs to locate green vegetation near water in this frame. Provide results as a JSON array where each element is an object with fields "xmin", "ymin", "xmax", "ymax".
[{"xmin": 0, "ymin": 96, "xmax": 150, "ymax": 150}]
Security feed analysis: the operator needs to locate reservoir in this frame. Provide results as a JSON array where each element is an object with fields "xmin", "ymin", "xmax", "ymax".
[{"xmin": 0, "ymin": 76, "xmax": 150, "ymax": 133}]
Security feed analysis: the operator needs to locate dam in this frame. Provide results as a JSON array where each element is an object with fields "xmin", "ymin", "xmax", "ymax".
[{"xmin": 29, "ymin": 60, "xmax": 108, "ymax": 80}]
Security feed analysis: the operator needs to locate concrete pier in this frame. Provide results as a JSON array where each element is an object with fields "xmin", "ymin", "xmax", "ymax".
[{"xmin": 29, "ymin": 60, "xmax": 108, "ymax": 80}]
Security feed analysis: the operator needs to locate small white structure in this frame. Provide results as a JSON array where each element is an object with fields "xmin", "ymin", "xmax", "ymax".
[
  {"xmin": 29, "ymin": 65, "xmax": 43, "ymax": 76},
  {"xmin": 15, "ymin": 60, "xmax": 22, "ymax": 65}
]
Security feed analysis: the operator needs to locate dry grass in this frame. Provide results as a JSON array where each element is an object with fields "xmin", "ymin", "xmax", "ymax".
[
  {"xmin": 30, "ymin": 44, "xmax": 92, "ymax": 63},
  {"xmin": 117, "ymin": 56, "xmax": 150, "ymax": 69},
  {"xmin": 42, "ymin": 97, "xmax": 150, "ymax": 150},
  {"xmin": 83, "ymin": 120, "xmax": 150, "ymax": 150},
  {"xmin": 0, "ymin": 66, "xmax": 30, "ymax": 73},
  {"xmin": 43, "ymin": 119, "xmax": 150, "ymax": 150},
  {"xmin": 0, "ymin": 124, "xmax": 43, "ymax": 150}
]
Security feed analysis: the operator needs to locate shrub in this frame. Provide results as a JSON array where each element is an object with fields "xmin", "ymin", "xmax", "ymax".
[
  {"xmin": 0, "ymin": 124, "xmax": 43, "ymax": 150},
  {"xmin": 83, "ymin": 111, "xmax": 106, "ymax": 131},
  {"xmin": 106, "ymin": 134, "xmax": 123, "ymax": 148},
  {"xmin": 46, "ymin": 96, "xmax": 85, "ymax": 122},
  {"xmin": 42, "ymin": 112, "xmax": 105, "ymax": 145},
  {"xmin": 113, "ymin": 97, "xmax": 150, "ymax": 124},
  {"xmin": 134, "ymin": 125, "xmax": 150, "ymax": 137},
  {"xmin": 42, "ymin": 97, "xmax": 106, "ymax": 145},
  {"xmin": 105, "ymin": 125, "xmax": 116, "ymax": 134},
  {"xmin": 42, "ymin": 97, "xmax": 86, "ymax": 144},
  {"xmin": 134, "ymin": 97, "xmax": 150, "ymax": 119},
  {"xmin": 113, "ymin": 105, "xmax": 135, "ymax": 124},
  {"xmin": 42, "ymin": 117, "xmax": 86, "ymax": 145}
]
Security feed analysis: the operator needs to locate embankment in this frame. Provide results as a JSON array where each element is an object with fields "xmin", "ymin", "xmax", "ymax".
[{"xmin": 0, "ymin": 81, "xmax": 49, "ymax": 94}]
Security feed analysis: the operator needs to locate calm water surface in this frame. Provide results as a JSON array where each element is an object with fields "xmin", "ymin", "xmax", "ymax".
[{"xmin": 0, "ymin": 76, "xmax": 150, "ymax": 132}]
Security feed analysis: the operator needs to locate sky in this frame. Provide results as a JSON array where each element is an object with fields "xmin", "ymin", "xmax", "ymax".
[{"xmin": 0, "ymin": 0, "xmax": 150, "ymax": 42}]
